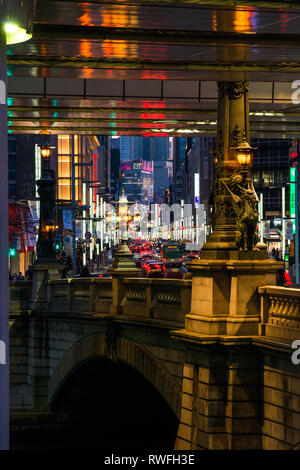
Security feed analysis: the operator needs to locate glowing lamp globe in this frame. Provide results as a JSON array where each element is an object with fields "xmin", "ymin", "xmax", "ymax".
[
  {"xmin": 236, "ymin": 149, "xmax": 252, "ymax": 166},
  {"xmin": 231, "ymin": 136, "xmax": 256, "ymax": 168},
  {"xmin": 45, "ymin": 219, "xmax": 55, "ymax": 232},
  {"xmin": 40, "ymin": 144, "xmax": 53, "ymax": 161}
]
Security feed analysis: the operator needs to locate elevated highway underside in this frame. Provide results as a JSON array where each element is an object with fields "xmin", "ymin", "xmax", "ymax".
[{"xmin": 6, "ymin": 0, "xmax": 300, "ymax": 136}]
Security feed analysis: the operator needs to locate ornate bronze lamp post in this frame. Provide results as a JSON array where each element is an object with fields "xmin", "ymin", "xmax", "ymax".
[
  {"xmin": 201, "ymin": 82, "xmax": 265, "ymax": 260},
  {"xmin": 31, "ymin": 136, "xmax": 62, "ymax": 310},
  {"xmin": 35, "ymin": 138, "xmax": 57, "ymax": 264},
  {"xmin": 185, "ymin": 81, "xmax": 282, "ymax": 338},
  {"xmin": 110, "ymin": 188, "xmax": 138, "ymax": 272},
  {"xmin": 109, "ymin": 189, "xmax": 141, "ymax": 315}
]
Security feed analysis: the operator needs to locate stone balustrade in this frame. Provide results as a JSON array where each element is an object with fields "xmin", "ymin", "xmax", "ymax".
[
  {"xmin": 11, "ymin": 279, "xmax": 300, "ymax": 338},
  {"xmin": 122, "ymin": 278, "xmax": 192, "ymax": 325},
  {"xmin": 46, "ymin": 277, "xmax": 191, "ymax": 325},
  {"xmin": 9, "ymin": 281, "xmax": 32, "ymax": 315},
  {"xmin": 48, "ymin": 278, "xmax": 113, "ymax": 313},
  {"xmin": 258, "ymin": 286, "xmax": 300, "ymax": 341}
]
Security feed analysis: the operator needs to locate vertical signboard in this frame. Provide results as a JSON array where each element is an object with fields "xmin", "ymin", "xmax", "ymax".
[
  {"xmin": 263, "ymin": 220, "xmax": 270, "ymax": 238},
  {"xmin": 63, "ymin": 210, "xmax": 72, "ymax": 230},
  {"xmin": 290, "ymin": 167, "xmax": 296, "ymax": 234},
  {"xmin": 194, "ymin": 173, "xmax": 200, "ymax": 208},
  {"xmin": 286, "ymin": 219, "xmax": 294, "ymax": 241}
]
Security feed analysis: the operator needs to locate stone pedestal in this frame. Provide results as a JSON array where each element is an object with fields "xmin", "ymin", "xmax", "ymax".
[
  {"xmin": 30, "ymin": 263, "xmax": 63, "ymax": 310},
  {"xmin": 186, "ymin": 258, "xmax": 282, "ymax": 336}
]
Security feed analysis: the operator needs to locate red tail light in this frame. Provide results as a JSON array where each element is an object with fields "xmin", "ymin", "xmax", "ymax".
[
  {"xmin": 99, "ymin": 274, "xmax": 103, "ymax": 277},
  {"xmin": 284, "ymin": 272, "xmax": 292, "ymax": 285}
]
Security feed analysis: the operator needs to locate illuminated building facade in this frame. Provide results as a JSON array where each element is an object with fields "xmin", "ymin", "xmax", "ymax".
[
  {"xmin": 184, "ymin": 137, "xmax": 215, "ymax": 211},
  {"xmin": 121, "ymin": 159, "xmax": 154, "ymax": 205},
  {"xmin": 54, "ymin": 135, "xmax": 99, "ymax": 253},
  {"xmin": 251, "ymin": 138, "xmax": 290, "ymax": 218}
]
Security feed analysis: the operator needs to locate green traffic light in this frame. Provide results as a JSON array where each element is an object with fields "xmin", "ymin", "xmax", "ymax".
[{"xmin": 9, "ymin": 248, "xmax": 17, "ymax": 257}]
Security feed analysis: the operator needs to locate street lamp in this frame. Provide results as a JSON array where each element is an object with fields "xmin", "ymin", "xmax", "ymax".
[
  {"xmin": 231, "ymin": 136, "xmax": 256, "ymax": 169},
  {"xmin": 109, "ymin": 188, "xmax": 140, "ymax": 273},
  {"xmin": 40, "ymin": 143, "xmax": 54, "ymax": 162},
  {"xmin": 39, "ymin": 132, "xmax": 56, "ymax": 164},
  {"xmin": 45, "ymin": 218, "xmax": 55, "ymax": 234},
  {"xmin": 35, "ymin": 137, "xmax": 58, "ymax": 264}
]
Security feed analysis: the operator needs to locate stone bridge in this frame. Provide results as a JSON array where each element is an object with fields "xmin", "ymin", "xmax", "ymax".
[{"xmin": 9, "ymin": 270, "xmax": 300, "ymax": 450}]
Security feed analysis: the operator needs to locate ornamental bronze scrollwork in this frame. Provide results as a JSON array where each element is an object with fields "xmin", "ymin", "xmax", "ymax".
[
  {"xmin": 217, "ymin": 81, "xmax": 249, "ymax": 100},
  {"xmin": 230, "ymin": 124, "xmax": 244, "ymax": 148}
]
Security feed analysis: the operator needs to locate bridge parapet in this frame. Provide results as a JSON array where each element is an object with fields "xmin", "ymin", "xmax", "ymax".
[
  {"xmin": 9, "ymin": 281, "xmax": 32, "ymax": 316},
  {"xmin": 46, "ymin": 277, "xmax": 191, "ymax": 325},
  {"xmin": 48, "ymin": 277, "xmax": 113, "ymax": 313},
  {"xmin": 122, "ymin": 278, "xmax": 191, "ymax": 325},
  {"xmin": 259, "ymin": 286, "xmax": 300, "ymax": 341}
]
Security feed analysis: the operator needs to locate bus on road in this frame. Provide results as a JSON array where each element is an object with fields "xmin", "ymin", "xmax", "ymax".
[{"xmin": 161, "ymin": 242, "xmax": 183, "ymax": 264}]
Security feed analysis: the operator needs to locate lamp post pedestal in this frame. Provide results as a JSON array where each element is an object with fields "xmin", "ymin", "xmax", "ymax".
[
  {"xmin": 186, "ymin": 258, "xmax": 280, "ymax": 336},
  {"xmin": 30, "ymin": 263, "xmax": 62, "ymax": 310},
  {"xmin": 31, "ymin": 162, "xmax": 62, "ymax": 310}
]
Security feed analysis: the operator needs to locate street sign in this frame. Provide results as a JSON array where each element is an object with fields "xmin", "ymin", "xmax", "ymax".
[
  {"xmin": 85, "ymin": 232, "xmax": 92, "ymax": 239},
  {"xmin": 287, "ymin": 220, "xmax": 294, "ymax": 241},
  {"xmin": 77, "ymin": 204, "xmax": 90, "ymax": 211}
]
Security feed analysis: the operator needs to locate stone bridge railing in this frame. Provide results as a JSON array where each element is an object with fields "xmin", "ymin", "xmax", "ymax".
[
  {"xmin": 259, "ymin": 286, "xmax": 300, "ymax": 341},
  {"xmin": 46, "ymin": 277, "xmax": 192, "ymax": 326},
  {"xmin": 9, "ymin": 280, "xmax": 300, "ymax": 338},
  {"xmin": 9, "ymin": 281, "xmax": 32, "ymax": 315},
  {"xmin": 48, "ymin": 277, "xmax": 113, "ymax": 314}
]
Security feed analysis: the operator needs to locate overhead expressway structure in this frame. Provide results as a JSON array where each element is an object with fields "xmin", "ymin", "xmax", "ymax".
[{"xmin": 5, "ymin": 0, "xmax": 300, "ymax": 137}]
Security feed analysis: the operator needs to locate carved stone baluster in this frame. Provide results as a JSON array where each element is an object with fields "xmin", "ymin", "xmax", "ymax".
[
  {"xmin": 268, "ymin": 295, "xmax": 275, "ymax": 324},
  {"xmin": 290, "ymin": 299, "xmax": 299, "ymax": 328},
  {"xmin": 273, "ymin": 296, "xmax": 281, "ymax": 325},
  {"xmin": 293, "ymin": 302, "xmax": 300, "ymax": 328},
  {"xmin": 277, "ymin": 296, "xmax": 285, "ymax": 325},
  {"xmin": 282, "ymin": 298, "xmax": 290, "ymax": 326}
]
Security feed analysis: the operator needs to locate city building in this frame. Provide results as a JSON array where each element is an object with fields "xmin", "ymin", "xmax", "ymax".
[
  {"xmin": 8, "ymin": 134, "xmax": 39, "ymax": 276},
  {"xmin": 96, "ymin": 136, "xmax": 111, "ymax": 201},
  {"xmin": 119, "ymin": 136, "xmax": 144, "ymax": 161},
  {"xmin": 170, "ymin": 137, "xmax": 187, "ymax": 205},
  {"xmin": 183, "ymin": 137, "xmax": 215, "ymax": 211},
  {"xmin": 153, "ymin": 160, "xmax": 173, "ymax": 203},
  {"xmin": 121, "ymin": 159, "xmax": 154, "ymax": 205},
  {"xmin": 110, "ymin": 137, "xmax": 121, "ymax": 202},
  {"xmin": 251, "ymin": 138, "xmax": 290, "ymax": 218},
  {"xmin": 144, "ymin": 137, "xmax": 170, "ymax": 161},
  {"xmin": 119, "ymin": 136, "xmax": 170, "ymax": 162},
  {"xmin": 48, "ymin": 135, "xmax": 99, "ymax": 256},
  {"xmin": 250, "ymin": 138, "xmax": 292, "ymax": 251}
]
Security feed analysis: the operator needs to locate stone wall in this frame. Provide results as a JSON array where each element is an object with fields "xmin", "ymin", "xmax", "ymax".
[{"xmin": 10, "ymin": 312, "xmax": 184, "ymax": 415}]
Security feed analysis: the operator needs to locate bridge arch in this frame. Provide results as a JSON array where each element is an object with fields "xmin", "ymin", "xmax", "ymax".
[{"xmin": 49, "ymin": 333, "xmax": 182, "ymax": 419}]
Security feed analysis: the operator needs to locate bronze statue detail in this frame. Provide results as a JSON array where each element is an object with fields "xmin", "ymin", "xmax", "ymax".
[{"xmin": 222, "ymin": 172, "xmax": 259, "ymax": 251}]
